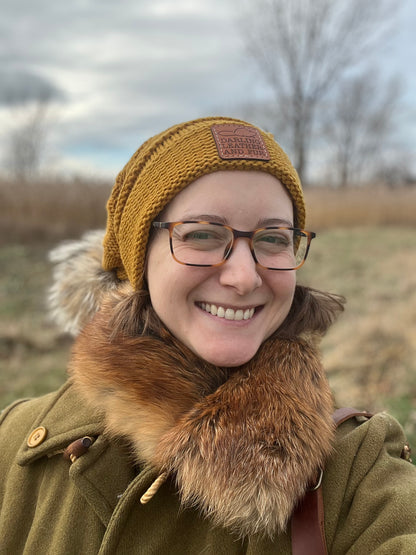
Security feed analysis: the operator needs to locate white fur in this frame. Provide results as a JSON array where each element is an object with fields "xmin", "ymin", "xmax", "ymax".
[{"xmin": 47, "ymin": 230, "xmax": 120, "ymax": 335}]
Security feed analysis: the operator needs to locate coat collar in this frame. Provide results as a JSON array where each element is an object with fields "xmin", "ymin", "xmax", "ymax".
[
  {"xmin": 16, "ymin": 381, "xmax": 104, "ymax": 466},
  {"xmin": 15, "ymin": 381, "xmax": 145, "ymax": 528}
]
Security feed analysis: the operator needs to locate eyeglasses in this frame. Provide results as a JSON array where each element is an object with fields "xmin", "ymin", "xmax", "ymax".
[{"xmin": 152, "ymin": 221, "xmax": 316, "ymax": 270}]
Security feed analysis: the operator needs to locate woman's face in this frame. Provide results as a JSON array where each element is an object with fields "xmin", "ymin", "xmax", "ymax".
[{"xmin": 146, "ymin": 170, "xmax": 296, "ymax": 367}]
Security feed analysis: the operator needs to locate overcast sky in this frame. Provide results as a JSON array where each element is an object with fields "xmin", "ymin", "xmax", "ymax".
[{"xmin": 1, "ymin": 0, "xmax": 415, "ymax": 179}]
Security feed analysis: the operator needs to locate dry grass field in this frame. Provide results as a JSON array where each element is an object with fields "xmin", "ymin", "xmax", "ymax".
[{"xmin": 1, "ymin": 178, "xmax": 416, "ymax": 450}]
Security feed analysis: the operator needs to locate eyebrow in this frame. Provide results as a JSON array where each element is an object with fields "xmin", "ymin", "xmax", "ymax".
[
  {"xmin": 180, "ymin": 214, "xmax": 294, "ymax": 227},
  {"xmin": 258, "ymin": 217, "xmax": 294, "ymax": 227}
]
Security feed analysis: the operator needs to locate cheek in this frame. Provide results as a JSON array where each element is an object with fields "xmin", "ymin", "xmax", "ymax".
[
  {"xmin": 266, "ymin": 272, "xmax": 296, "ymax": 336},
  {"xmin": 146, "ymin": 238, "xmax": 195, "ymax": 318},
  {"xmin": 270, "ymin": 271, "xmax": 296, "ymax": 301},
  {"xmin": 145, "ymin": 233, "xmax": 170, "ymax": 282},
  {"xmin": 146, "ymin": 239, "xmax": 171, "ymax": 312}
]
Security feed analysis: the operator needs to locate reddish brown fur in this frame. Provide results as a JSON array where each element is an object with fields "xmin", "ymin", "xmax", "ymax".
[{"xmin": 70, "ymin": 287, "xmax": 335, "ymax": 537}]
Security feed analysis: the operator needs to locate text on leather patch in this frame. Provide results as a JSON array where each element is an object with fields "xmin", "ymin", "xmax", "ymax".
[{"xmin": 211, "ymin": 124, "xmax": 270, "ymax": 161}]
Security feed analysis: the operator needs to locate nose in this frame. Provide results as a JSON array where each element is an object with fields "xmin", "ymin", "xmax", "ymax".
[{"xmin": 218, "ymin": 238, "xmax": 262, "ymax": 295}]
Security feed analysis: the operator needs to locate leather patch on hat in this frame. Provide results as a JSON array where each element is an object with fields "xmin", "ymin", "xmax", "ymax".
[{"xmin": 211, "ymin": 124, "xmax": 270, "ymax": 161}]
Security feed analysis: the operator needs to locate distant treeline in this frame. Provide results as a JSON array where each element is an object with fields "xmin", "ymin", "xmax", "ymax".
[{"xmin": 1, "ymin": 177, "xmax": 415, "ymax": 244}]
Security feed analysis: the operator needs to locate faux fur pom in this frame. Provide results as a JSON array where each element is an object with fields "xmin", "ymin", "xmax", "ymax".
[{"xmin": 48, "ymin": 230, "xmax": 120, "ymax": 335}]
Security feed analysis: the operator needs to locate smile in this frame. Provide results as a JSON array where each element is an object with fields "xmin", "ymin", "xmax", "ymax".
[{"xmin": 198, "ymin": 302, "xmax": 256, "ymax": 321}]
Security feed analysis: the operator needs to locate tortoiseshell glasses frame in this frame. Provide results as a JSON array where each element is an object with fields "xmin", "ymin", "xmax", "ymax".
[{"xmin": 152, "ymin": 220, "xmax": 316, "ymax": 271}]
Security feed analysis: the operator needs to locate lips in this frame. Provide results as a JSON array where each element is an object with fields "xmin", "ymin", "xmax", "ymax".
[{"xmin": 198, "ymin": 302, "xmax": 256, "ymax": 321}]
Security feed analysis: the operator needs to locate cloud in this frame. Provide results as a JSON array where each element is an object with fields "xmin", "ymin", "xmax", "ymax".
[
  {"xmin": 1, "ymin": 0, "xmax": 413, "ymax": 176},
  {"xmin": 0, "ymin": 0, "xmax": 253, "ymax": 174}
]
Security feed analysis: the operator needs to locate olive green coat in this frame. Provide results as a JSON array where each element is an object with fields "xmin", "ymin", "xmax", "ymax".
[{"xmin": 1, "ymin": 381, "xmax": 416, "ymax": 554}]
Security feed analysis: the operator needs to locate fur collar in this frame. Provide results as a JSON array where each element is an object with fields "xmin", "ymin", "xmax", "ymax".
[{"xmin": 69, "ymin": 288, "xmax": 335, "ymax": 538}]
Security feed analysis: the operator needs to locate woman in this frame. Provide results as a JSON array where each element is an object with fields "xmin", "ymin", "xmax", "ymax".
[{"xmin": 1, "ymin": 116, "xmax": 415, "ymax": 554}]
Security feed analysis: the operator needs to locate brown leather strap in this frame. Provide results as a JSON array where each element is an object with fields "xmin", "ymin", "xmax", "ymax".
[
  {"xmin": 291, "ymin": 408, "xmax": 372, "ymax": 554},
  {"xmin": 291, "ymin": 485, "xmax": 327, "ymax": 555},
  {"xmin": 332, "ymin": 407, "xmax": 372, "ymax": 427}
]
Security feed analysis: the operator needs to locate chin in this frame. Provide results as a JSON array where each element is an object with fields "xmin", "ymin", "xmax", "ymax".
[{"xmin": 196, "ymin": 344, "xmax": 260, "ymax": 368}]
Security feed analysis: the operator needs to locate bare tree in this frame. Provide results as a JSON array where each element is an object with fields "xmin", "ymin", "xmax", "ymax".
[
  {"xmin": 0, "ymin": 71, "xmax": 62, "ymax": 181},
  {"xmin": 241, "ymin": 0, "xmax": 396, "ymax": 183},
  {"xmin": 6, "ymin": 100, "xmax": 51, "ymax": 182},
  {"xmin": 322, "ymin": 71, "xmax": 401, "ymax": 187}
]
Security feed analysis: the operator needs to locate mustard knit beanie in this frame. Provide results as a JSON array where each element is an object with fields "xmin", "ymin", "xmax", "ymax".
[{"xmin": 103, "ymin": 116, "xmax": 305, "ymax": 290}]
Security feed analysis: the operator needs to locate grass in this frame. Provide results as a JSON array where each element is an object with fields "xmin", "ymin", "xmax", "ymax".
[
  {"xmin": 305, "ymin": 185, "xmax": 416, "ymax": 229},
  {"xmin": 298, "ymin": 227, "xmax": 416, "ymax": 450},
  {"xmin": 0, "ymin": 177, "xmax": 111, "ymax": 244},
  {"xmin": 0, "ymin": 242, "xmax": 71, "ymax": 405},
  {"xmin": 1, "ymin": 178, "xmax": 415, "ymax": 455}
]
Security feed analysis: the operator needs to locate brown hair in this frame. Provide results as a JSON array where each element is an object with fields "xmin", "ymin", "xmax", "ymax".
[{"xmin": 276, "ymin": 285, "xmax": 345, "ymax": 339}]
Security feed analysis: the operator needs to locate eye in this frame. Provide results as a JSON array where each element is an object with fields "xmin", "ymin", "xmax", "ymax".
[
  {"xmin": 174, "ymin": 223, "xmax": 228, "ymax": 240},
  {"xmin": 172, "ymin": 224, "xmax": 230, "ymax": 251},
  {"xmin": 184, "ymin": 230, "xmax": 218, "ymax": 241},
  {"xmin": 254, "ymin": 229, "xmax": 293, "ymax": 253},
  {"xmin": 256, "ymin": 231, "xmax": 291, "ymax": 245},
  {"xmin": 258, "ymin": 234, "xmax": 288, "ymax": 245}
]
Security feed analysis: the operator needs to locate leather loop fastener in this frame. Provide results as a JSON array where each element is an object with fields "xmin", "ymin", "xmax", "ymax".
[{"xmin": 63, "ymin": 436, "xmax": 95, "ymax": 463}]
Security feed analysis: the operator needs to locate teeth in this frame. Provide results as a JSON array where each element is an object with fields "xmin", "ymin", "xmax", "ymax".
[
  {"xmin": 235, "ymin": 310, "xmax": 244, "ymax": 321},
  {"xmin": 200, "ymin": 303, "xmax": 255, "ymax": 321}
]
